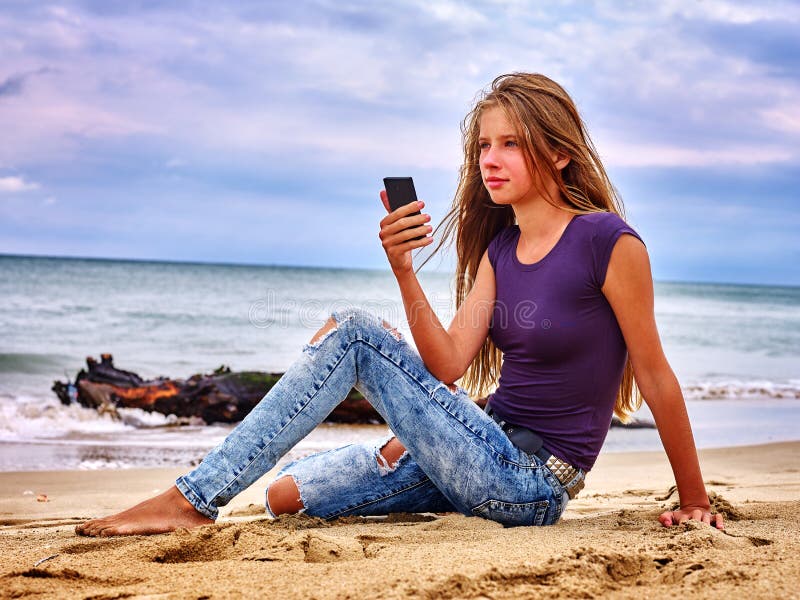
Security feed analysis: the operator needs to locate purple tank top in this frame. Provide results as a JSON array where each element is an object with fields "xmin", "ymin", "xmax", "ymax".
[{"xmin": 486, "ymin": 211, "xmax": 644, "ymax": 471}]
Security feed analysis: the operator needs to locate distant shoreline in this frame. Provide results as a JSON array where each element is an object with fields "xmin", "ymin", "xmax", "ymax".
[{"xmin": 1, "ymin": 253, "xmax": 797, "ymax": 288}]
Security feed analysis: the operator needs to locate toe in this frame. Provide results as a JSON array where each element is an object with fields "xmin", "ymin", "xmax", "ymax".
[
  {"xmin": 77, "ymin": 522, "xmax": 94, "ymax": 536},
  {"xmin": 86, "ymin": 521, "xmax": 108, "ymax": 537}
]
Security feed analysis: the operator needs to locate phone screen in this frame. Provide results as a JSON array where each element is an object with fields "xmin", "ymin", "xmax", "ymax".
[{"xmin": 383, "ymin": 177, "xmax": 423, "ymax": 241}]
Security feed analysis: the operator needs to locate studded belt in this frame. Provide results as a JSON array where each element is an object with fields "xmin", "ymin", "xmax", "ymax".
[{"xmin": 485, "ymin": 404, "xmax": 586, "ymax": 499}]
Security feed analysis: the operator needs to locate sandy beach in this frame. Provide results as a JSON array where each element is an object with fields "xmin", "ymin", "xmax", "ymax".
[{"xmin": 0, "ymin": 442, "xmax": 797, "ymax": 599}]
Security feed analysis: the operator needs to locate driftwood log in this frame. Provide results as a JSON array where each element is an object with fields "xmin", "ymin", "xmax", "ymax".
[
  {"xmin": 52, "ymin": 354, "xmax": 651, "ymax": 428},
  {"xmin": 51, "ymin": 354, "xmax": 483, "ymax": 425}
]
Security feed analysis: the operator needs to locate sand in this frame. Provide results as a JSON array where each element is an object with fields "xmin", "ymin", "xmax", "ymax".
[{"xmin": 1, "ymin": 442, "xmax": 798, "ymax": 599}]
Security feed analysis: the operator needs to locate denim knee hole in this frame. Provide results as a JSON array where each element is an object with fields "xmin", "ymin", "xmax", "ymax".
[
  {"xmin": 331, "ymin": 307, "xmax": 403, "ymax": 342},
  {"xmin": 376, "ymin": 435, "xmax": 409, "ymax": 476},
  {"xmin": 266, "ymin": 474, "xmax": 307, "ymax": 518},
  {"xmin": 380, "ymin": 319, "xmax": 403, "ymax": 341},
  {"xmin": 435, "ymin": 381, "xmax": 460, "ymax": 395},
  {"xmin": 302, "ymin": 319, "xmax": 339, "ymax": 354}
]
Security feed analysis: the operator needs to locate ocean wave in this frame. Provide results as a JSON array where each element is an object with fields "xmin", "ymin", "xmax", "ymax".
[
  {"xmin": 0, "ymin": 352, "xmax": 69, "ymax": 374},
  {"xmin": 682, "ymin": 380, "xmax": 800, "ymax": 400},
  {"xmin": 0, "ymin": 395, "xmax": 203, "ymax": 443},
  {"xmin": 1, "ymin": 377, "xmax": 797, "ymax": 444}
]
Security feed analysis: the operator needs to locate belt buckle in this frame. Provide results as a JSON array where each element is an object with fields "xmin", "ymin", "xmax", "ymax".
[{"xmin": 565, "ymin": 476, "xmax": 585, "ymax": 499}]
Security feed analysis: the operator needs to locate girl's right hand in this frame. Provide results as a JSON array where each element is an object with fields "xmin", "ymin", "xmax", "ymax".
[{"xmin": 378, "ymin": 191, "xmax": 434, "ymax": 275}]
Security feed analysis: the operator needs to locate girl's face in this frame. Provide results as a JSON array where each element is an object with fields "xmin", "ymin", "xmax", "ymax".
[{"xmin": 478, "ymin": 106, "xmax": 542, "ymax": 206}]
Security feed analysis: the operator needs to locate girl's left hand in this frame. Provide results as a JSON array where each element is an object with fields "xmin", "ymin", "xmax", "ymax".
[{"xmin": 658, "ymin": 507, "xmax": 724, "ymax": 529}]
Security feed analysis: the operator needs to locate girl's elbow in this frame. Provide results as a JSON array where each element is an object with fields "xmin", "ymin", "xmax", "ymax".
[
  {"xmin": 633, "ymin": 360, "xmax": 678, "ymax": 400},
  {"xmin": 423, "ymin": 360, "xmax": 454, "ymax": 385},
  {"xmin": 432, "ymin": 363, "xmax": 465, "ymax": 387}
]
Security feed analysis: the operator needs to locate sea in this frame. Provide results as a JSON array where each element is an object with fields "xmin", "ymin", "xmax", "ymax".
[{"xmin": 1, "ymin": 254, "xmax": 798, "ymax": 472}]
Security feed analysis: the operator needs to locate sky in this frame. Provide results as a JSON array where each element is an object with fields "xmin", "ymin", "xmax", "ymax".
[{"xmin": 0, "ymin": 0, "xmax": 798, "ymax": 286}]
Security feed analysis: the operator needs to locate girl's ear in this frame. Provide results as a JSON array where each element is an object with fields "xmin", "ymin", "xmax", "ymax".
[
  {"xmin": 548, "ymin": 149, "xmax": 571, "ymax": 171},
  {"xmin": 554, "ymin": 152, "xmax": 571, "ymax": 171}
]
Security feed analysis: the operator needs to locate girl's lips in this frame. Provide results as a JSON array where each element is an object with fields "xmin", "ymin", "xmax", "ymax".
[{"xmin": 485, "ymin": 177, "xmax": 507, "ymax": 189}]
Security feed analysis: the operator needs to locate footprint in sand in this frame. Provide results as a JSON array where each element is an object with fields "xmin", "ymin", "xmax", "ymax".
[
  {"xmin": 140, "ymin": 521, "xmax": 371, "ymax": 564},
  {"xmin": 4, "ymin": 566, "xmax": 143, "ymax": 599},
  {"xmin": 301, "ymin": 532, "xmax": 366, "ymax": 563}
]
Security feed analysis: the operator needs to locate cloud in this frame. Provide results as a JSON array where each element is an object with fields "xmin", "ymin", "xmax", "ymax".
[
  {"xmin": 0, "ymin": 73, "xmax": 26, "ymax": 97},
  {"xmin": 0, "ymin": 67, "xmax": 52, "ymax": 98},
  {"xmin": 165, "ymin": 158, "xmax": 187, "ymax": 168},
  {"xmin": 761, "ymin": 104, "xmax": 800, "ymax": 134},
  {"xmin": 0, "ymin": 1, "xmax": 797, "ymax": 171},
  {"xmin": 595, "ymin": 137, "xmax": 794, "ymax": 168},
  {"xmin": 0, "ymin": 176, "xmax": 40, "ymax": 192},
  {"xmin": 416, "ymin": 0, "xmax": 487, "ymax": 27}
]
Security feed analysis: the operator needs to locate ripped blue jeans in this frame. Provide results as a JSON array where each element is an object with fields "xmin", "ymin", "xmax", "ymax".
[{"xmin": 176, "ymin": 308, "xmax": 569, "ymax": 527}]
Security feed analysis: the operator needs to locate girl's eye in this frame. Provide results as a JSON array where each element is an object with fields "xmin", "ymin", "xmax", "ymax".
[
  {"xmin": 505, "ymin": 140, "xmax": 518, "ymax": 148},
  {"xmin": 479, "ymin": 142, "xmax": 490, "ymax": 150}
]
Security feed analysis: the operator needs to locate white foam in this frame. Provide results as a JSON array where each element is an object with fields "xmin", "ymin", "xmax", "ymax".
[
  {"xmin": 682, "ymin": 379, "xmax": 800, "ymax": 400},
  {"xmin": 0, "ymin": 394, "xmax": 228, "ymax": 444},
  {"xmin": 0, "ymin": 395, "xmax": 135, "ymax": 442}
]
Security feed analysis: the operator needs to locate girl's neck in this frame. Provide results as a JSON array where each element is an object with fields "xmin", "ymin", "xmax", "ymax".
[{"xmin": 513, "ymin": 197, "xmax": 574, "ymax": 244}]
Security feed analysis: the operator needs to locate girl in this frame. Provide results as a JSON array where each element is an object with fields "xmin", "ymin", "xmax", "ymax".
[{"xmin": 77, "ymin": 73, "xmax": 723, "ymax": 536}]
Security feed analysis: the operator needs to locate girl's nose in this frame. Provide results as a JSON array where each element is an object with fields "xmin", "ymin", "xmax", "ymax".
[{"xmin": 481, "ymin": 147, "xmax": 500, "ymax": 169}]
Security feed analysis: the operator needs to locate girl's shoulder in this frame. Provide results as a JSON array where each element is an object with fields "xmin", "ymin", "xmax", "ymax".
[
  {"xmin": 577, "ymin": 210, "xmax": 628, "ymax": 229},
  {"xmin": 576, "ymin": 211, "xmax": 644, "ymax": 247},
  {"xmin": 577, "ymin": 212, "xmax": 645, "ymax": 288}
]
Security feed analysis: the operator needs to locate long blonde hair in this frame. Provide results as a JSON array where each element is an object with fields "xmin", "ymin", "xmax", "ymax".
[{"xmin": 418, "ymin": 72, "xmax": 642, "ymax": 422}]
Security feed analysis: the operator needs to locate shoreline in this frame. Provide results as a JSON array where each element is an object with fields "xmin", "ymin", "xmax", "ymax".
[
  {"xmin": 3, "ymin": 441, "xmax": 797, "ymax": 517},
  {"xmin": 3, "ymin": 397, "xmax": 800, "ymax": 472},
  {"xmin": 1, "ymin": 441, "xmax": 798, "ymax": 598}
]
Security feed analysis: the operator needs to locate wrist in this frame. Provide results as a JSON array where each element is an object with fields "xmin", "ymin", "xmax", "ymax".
[{"xmin": 679, "ymin": 495, "xmax": 711, "ymax": 510}]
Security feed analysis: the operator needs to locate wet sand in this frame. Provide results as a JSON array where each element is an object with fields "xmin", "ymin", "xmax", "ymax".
[{"xmin": 1, "ymin": 442, "xmax": 798, "ymax": 599}]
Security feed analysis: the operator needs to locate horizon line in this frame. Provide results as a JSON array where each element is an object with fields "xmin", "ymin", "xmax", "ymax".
[{"xmin": 0, "ymin": 251, "xmax": 797, "ymax": 289}]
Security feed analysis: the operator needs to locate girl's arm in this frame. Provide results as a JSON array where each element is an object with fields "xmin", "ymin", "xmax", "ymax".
[
  {"xmin": 379, "ymin": 193, "xmax": 495, "ymax": 384},
  {"xmin": 602, "ymin": 234, "xmax": 724, "ymax": 530}
]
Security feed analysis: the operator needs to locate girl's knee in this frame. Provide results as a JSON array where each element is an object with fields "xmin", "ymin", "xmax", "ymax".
[
  {"xmin": 380, "ymin": 319, "xmax": 403, "ymax": 341},
  {"xmin": 266, "ymin": 475, "xmax": 304, "ymax": 517},
  {"xmin": 324, "ymin": 308, "xmax": 398, "ymax": 339},
  {"xmin": 377, "ymin": 437, "xmax": 408, "ymax": 474},
  {"xmin": 309, "ymin": 316, "xmax": 338, "ymax": 346},
  {"xmin": 308, "ymin": 309, "xmax": 370, "ymax": 346}
]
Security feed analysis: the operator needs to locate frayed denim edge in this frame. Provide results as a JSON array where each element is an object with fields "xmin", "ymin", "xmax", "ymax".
[{"xmin": 175, "ymin": 475, "xmax": 218, "ymax": 520}]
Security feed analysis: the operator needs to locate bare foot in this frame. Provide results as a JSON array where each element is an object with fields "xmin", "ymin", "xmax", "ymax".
[{"xmin": 75, "ymin": 485, "xmax": 213, "ymax": 537}]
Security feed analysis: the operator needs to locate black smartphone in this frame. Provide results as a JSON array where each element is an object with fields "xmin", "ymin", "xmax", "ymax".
[{"xmin": 383, "ymin": 177, "xmax": 424, "ymax": 241}]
